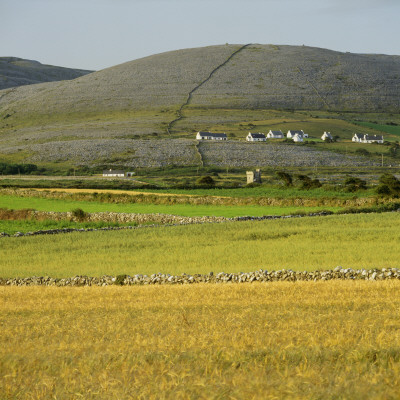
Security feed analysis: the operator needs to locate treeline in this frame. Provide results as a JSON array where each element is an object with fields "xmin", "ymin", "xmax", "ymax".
[{"xmin": 0, "ymin": 162, "xmax": 38, "ymax": 175}]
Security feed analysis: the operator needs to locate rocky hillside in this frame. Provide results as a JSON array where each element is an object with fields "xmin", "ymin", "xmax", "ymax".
[
  {"xmin": 0, "ymin": 57, "xmax": 92, "ymax": 90},
  {"xmin": 1, "ymin": 44, "xmax": 399, "ymax": 115},
  {"xmin": 0, "ymin": 44, "xmax": 399, "ymax": 169}
]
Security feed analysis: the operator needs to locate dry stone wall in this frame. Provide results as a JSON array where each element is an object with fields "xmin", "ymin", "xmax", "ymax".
[{"xmin": 1, "ymin": 267, "xmax": 400, "ymax": 286}]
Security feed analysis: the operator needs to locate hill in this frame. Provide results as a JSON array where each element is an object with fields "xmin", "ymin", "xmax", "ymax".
[
  {"xmin": 0, "ymin": 44, "xmax": 399, "ymax": 169},
  {"xmin": 0, "ymin": 57, "xmax": 93, "ymax": 90}
]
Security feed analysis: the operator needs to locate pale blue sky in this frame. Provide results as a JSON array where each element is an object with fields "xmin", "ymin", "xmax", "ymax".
[{"xmin": 1, "ymin": 0, "xmax": 399, "ymax": 70}]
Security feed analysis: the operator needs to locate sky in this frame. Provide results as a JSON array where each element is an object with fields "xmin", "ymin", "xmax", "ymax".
[{"xmin": 1, "ymin": 0, "xmax": 400, "ymax": 71}]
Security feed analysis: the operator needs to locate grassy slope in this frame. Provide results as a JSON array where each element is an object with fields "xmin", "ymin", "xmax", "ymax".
[
  {"xmin": 1, "ymin": 213, "xmax": 399, "ymax": 277},
  {"xmin": 1, "ymin": 283, "xmax": 400, "ymax": 399}
]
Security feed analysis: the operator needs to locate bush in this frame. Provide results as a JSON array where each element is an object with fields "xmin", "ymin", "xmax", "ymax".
[
  {"xmin": 71, "ymin": 208, "xmax": 87, "ymax": 222},
  {"xmin": 295, "ymin": 175, "xmax": 322, "ymax": 190},
  {"xmin": 196, "ymin": 176, "xmax": 215, "ymax": 187},
  {"xmin": 376, "ymin": 174, "xmax": 400, "ymax": 197},
  {"xmin": 376, "ymin": 184, "xmax": 391, "ymax": 196},
  {"xmin": 344, "ymin": 177, "xmax": 367, "ymax": 192},
  {"xmin": 276, "ymin": 172, "xmax": 293, "ymax": 187}
]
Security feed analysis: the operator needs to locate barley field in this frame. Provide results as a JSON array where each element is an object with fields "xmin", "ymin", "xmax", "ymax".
[
  {"xmin": 1, "ymin": 282, "xmax": 400, "ymax": 399},
  {"xmin": 1, "ymin": 213, "xmax": 399, "ymax": 277}
]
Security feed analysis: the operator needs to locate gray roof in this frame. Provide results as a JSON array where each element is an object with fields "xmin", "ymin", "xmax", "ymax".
[
  {"xmin": 365, "ymin": 134, "xmax": 383, "ymax": 141},
  {"xmin": 269, "ymin": 130, "xmax": 283, "ymax": 134},
  {"xmin": 103, "ymin": 170, "xmax": 124, "ymax": 174},
  {"xmin": 353, "ymin": 133, "xmax": 364, "ymax": 138},
  {"xmin": 288, "ymin": 130, "xmax": 304, "ymax": 135},
  {"xmin": 249, "ymin": 133, "xmax": 266, "ymax": 138},
  {"xmin": 198, "ymin": 131, "xmax": 227, "ymax": 138}
]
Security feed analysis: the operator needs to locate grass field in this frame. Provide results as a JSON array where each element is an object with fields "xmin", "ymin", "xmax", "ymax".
[
  {"xmin": 0, "ymin": 194, "xmax": 341, "ymax": 218},
  {"xmin": 0, "ymin": 219, "xmax": 138, "ymax": 235},
  {"xmin": 1, "ymin": 282, "xmax": 400, "ymax": 399},
  {"xmin": 1, "ymin": 213, "xmax": 399, "ymax": 277}
]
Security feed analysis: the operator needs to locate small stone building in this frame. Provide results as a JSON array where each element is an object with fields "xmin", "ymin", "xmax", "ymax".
[{"xmin": 246, "ymin": 169, "xmax": 262, "ymax": 184}]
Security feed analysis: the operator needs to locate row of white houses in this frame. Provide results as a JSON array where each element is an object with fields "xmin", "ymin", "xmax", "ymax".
[
  {"xmin": 196, "ymin": 130, "xmax": 309, "ymax": 142},
  {"xmin": 197, "ymin": 131, "xmax": 384, "ymax": 144}
]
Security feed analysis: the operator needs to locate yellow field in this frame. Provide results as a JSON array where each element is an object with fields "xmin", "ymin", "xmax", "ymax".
[
  {"xmin": 1, "ymin": 282, "xmax": 400, "ymax": 399},
  {"xmin": 31, "ymin": 187, "xmax": 201, "ymax": 198}
]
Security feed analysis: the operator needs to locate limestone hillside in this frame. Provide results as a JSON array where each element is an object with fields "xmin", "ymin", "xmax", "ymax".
[
  {"xmin": 0, "ymin": 44, "xmax": 399, "ymax": 169},
  {"xmin": 0, "ymin": 57, "xmax": 93, "ymax": 90},
  {"xmin": 1, "ymin": 44, "xmax": 399, "ymax": 116}
]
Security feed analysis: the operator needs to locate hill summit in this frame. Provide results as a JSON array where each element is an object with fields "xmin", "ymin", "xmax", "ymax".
[
  {"xmin": 0, "ymin": 57, "xmax": 93, "ymax": 90},
  {"xmin": 1, "ymin": 44, "xmax": 399, "ymax": 116}
]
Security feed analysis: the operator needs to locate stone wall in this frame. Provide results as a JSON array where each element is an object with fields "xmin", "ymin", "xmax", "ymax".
[{"xmin": 1, "ymin": 267, "xmax": 399, "ymax": 286}]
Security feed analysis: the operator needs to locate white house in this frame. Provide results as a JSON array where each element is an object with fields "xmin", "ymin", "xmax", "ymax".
[
  {"xmin": 287, "ymin": 130, "xmax": 307, "ymax": 139},
  {"xmin": 364, "ymin": 134, "xmax": 384, "ymax": 144},
  {"xmin": 246, "ymin": 132, "xmax": 266, "ymax": 142},
  {"xmin": 103, "ymin": 169, "xmax": 125, "ymax": 177},
  {"xmin": 352, "ymin": 133, "xmax": 384, "ymax": 144},
  {"xmin": 196, "ymin": 131, "xmax": 227, "ymax": 141},
  {"xmin": 352, "ymin": 133, "xmax": 364, "ymax": 142},
  {"xmin": 267, "ymin": 130, "xmax": 284, "ymax": 139},
  {"xmin": 321, "ymin": 132, "xmax": 333, "ymax": 141},
  {"xmin": 292, "ymin": 133, "xmax": 304, "ymax": 143}
]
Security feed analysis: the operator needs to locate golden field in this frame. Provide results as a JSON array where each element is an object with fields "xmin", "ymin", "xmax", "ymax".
[{"xmin": 1, "ymin": 282, "xmax": 400, "ymax": 399}]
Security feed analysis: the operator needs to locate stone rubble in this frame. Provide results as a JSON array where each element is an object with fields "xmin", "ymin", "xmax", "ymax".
[{"xmin": 1, "ymin": 267, "xmax": 400, "ymax": 286}]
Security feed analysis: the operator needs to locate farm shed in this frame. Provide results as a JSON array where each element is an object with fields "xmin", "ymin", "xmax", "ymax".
[
  {"xmin": 246, "ymin": 132, "xmax": 266, "ymax": 142},
  {"xmin": 196, "ymin": 132, "xmax": 227, "ymax": 141}
]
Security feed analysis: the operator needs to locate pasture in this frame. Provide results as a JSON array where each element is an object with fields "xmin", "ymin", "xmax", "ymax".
[
  {"xmin": 0, "ymin": 193, "xmax": 342, "ymax": 218},
  {"xmin": 1, "ymin": 282, "xmax": 400, "ymax": 399},
  {"xmin": 1, "ymin": 213, "xmax": 399, "ymax": 278}
]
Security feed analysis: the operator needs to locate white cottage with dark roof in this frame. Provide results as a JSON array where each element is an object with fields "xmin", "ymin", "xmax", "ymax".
[
  {"xmin": 103, "ymin": 169, "xmax": 125, "ymax": 177},
  {"xmin": 246, "ymin": 132, "xmax": 266, "ymax": 142},
  {"xmin": 352, "ymin": 133, "xmax": 383, "ymax": 143},
  {"xmin": 321, "ymin": 132, "xmax": 333, "ymax": 141},
  {"xmin": 196, "ymin": 132, "xmax": 227, "ymax": 141},
  {"xmin": 267, "ymin": 130, "xmax": 284, "ymax": 139},
  {"xmin": 287, "ymin": 130, "xmax": 308, "ymax": 139}
]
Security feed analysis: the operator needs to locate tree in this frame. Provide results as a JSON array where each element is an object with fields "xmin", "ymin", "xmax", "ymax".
[
  {"xmin": 344, "ymin": 177, "xmax": 367, "ymax": 192},
  {"xmin": 276, "ymin": 172, "xmax": 293, "ymax": 187},
  {"xmin": 376, "ymin": 174, "xmax": 400, "ymax": 197},
  {"xmin": 295, "ymin": 174, "xmax": 322, "ymax": 190}
]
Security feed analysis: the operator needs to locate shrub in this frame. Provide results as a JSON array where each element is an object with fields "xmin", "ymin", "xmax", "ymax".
[
  {"xmin": 276, "ymin": 172, "xmax": 293, "ymax": 187},
  {"xmin": 376, "ymin": 185, "xmax": 392, "ymax": 196},
  {"xmin": 71, "ymin": 208, "xmax": 87, "ymax": 222},
  {"xmin": 376, "ymin": 174, "xmax": 400, "ymax": 197},
  {"xmin": 196, "ymin": 176, "xmax": 215, "ymax": 187},
  {"xmin": 295, "ymin": 175, "xmax": 322, "ymax": 190},
  {"xmin": 344, "ymin": 177, "xmax": 367, "ymax": 192}
]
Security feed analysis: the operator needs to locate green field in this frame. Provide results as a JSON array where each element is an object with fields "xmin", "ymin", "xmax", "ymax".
[
  {"xmin": 0, "ymin": 194, "xmax": 341, "ymax": 218},
  {"xmin": 1, "ymin": 213, "xmax": 399, "ymax": 277}
]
